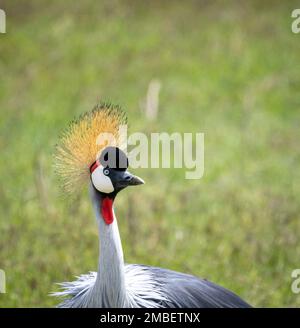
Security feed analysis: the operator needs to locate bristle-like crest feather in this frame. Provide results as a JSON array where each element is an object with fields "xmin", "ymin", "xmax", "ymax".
[{"xmin": 54, "ymin": 103, "xmax": 127, "ymax": 194}]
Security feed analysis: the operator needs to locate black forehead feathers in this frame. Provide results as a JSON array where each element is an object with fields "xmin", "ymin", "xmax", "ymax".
[{"xmin": 99, "ymin": 147, "xmax": 128, "ymax": 171}]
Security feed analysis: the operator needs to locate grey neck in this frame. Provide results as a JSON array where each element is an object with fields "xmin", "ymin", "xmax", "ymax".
[{"xmin": 88, "ymin": 185, "xmax": 127, "ymax": 307}]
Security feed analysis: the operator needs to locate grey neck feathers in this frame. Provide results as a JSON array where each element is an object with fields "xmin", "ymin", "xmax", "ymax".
[{"xmin": 88, "ymin": 185, "xmax": 127, "ymax": 307}]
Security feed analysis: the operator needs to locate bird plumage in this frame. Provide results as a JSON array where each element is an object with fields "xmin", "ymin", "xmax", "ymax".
[
  {"xmin": 53, "ymin": 103, "xmax": 251, "ymax": 308},
  {"xmin": 53, "ymin": 264, "xmax": 250, "ymax": 308},
  {"xmin": 52, "ymin": 183, "xmax": 250, "ymax": 308}
]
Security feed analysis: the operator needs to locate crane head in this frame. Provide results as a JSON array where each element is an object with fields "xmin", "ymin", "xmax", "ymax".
[
  {"xmin": 54, "ymin": 102, "xmax": 130, "ymax": 195},
  {"xmin": 54, "ymin": 103, "xmax": 144, "ymax": 225},
  {"xmin": 90, "ymin": 146, "xmax": 144, "ymax": 196}
]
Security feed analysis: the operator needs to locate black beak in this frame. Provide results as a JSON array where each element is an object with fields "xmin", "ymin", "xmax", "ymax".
[
  {"xmin": 127, "ymin": 173, "xmax": 145, "ymax": 186},
  {"xmin": 114, "ymin": 171, "xmax": 145, "ymax": 189}
]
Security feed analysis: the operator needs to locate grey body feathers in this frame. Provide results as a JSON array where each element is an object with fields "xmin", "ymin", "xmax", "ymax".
[{"xmin": 53, "ymin": 264, "xmax": 251, "ymax": 308}]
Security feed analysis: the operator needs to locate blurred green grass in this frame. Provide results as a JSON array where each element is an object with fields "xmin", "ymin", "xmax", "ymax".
[{"xmin": 0, "ymin": 0, "xmax": 300, "ymax": 307}]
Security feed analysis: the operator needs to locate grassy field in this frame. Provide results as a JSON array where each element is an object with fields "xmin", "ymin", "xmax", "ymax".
[{"xmin": 0, "ymin": 0, "xmax": 300, "ymax": 307}]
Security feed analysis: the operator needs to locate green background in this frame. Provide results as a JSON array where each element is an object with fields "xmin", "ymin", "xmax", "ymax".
[{"xmin": 0, "ymin": 0, "xmax": 300, "ymax": 307}]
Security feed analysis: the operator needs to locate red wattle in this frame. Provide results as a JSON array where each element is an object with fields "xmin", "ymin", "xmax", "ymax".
[{"xmin": 101, "ymin": 197, "xmax": 114, "ymax": 225}]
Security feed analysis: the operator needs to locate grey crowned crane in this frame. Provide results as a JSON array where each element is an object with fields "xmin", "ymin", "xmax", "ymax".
[{"xmin": 53, "ymin": 103, "xmax": 251, "ymax": 308}]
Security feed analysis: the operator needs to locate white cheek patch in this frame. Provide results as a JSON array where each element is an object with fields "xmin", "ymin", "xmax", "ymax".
[{"xmin": 91, "ymin": 166, "xmax": 114, "ymax": 193}]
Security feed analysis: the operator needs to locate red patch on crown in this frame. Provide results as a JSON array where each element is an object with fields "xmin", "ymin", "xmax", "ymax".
[
  {"xmin": 90, "ymin": 160, "xmax": 100, "ymax": 173},
  {"xmin": 101, "ymin": 197, "xmax": 114, "ymax": 225}
]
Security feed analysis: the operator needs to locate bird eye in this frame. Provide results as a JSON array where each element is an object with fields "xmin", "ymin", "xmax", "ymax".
[{"xmin": 103, "ymin": 169, "xmax": 110, "ymax": 176}]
